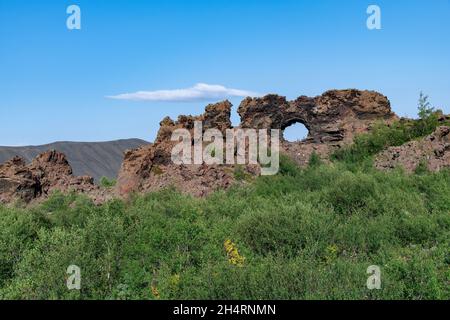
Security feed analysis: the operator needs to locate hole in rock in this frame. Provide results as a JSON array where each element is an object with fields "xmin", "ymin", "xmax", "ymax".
[{"xmin": 283, "ymin": 122, "xmax": 309, "ymax": 142}]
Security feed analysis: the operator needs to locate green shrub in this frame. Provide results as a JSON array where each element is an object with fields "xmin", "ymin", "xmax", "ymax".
[
  {"xmin": 99, "ymin": 177, "xmax": 117, "ymax": 188},
  {"xmin": 414, "ymin": 160, "xmax": 429, "ymax": 175},
  {"xmin": 233, "ymin": 165, "xmax": 252, "ymax": 181},
  {"xmin": 308, "ymin": 152, "xmax": 322, "ymax": 168},
  {"xmin": 278, "ymin": 154, "xmax": 300, "ymax": 176}
]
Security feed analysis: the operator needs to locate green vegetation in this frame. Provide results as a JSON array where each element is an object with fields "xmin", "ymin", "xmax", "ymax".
[
  {"xmin": 332, "ymin": 92, "xmax": 447, "ymax": 165},
  {"xmin": 99, "ymin": 177, "xmax": 117, "ymax": 188},
  {"xmin": 0, "ymin": 156, "xmax": 449, "ymax": 299},
  {"xmin": 418, "ymin": 91, "xmax": 434, "ymax": 120},
  {"xmin": 0, "ymin": 95, "xmax": 448, "ymax": 300},
  {"xmin": 308, "ymin": 152, "xmax": 322, "ymax": 168},
  {"xmin": 233, "ymin": 165, "xmax": 252, "ymax": 182},
  {"xmin": 332, "ymin": 113, "xmax": 446, "ymax": 165}
]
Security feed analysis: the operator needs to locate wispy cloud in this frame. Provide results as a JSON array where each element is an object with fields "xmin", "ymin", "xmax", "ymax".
[{"xmin": 107, "ymin": 83, "xmax": 260, "ymax": 102}]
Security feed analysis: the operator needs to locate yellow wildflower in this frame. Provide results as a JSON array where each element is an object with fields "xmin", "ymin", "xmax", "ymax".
[
  {"xmin": 224, "ymin": 239, "xmax": 245, "ymax": 267},
  {"xmin": 324, "ymin": 244, "xmax": 339, "ymax": 264},
  {"xmin": 151, "ymin": 283, "xmax": 160, "ymax": 299}
]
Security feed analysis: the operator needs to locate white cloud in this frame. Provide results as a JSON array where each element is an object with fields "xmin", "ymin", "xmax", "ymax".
[{"xmin": 107, "ymin": 83, "xmax": 260, "ymax": 102}]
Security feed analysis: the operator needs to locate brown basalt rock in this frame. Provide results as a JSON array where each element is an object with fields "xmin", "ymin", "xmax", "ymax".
[
  {"xmin": 203, "ymin": 100, "xmax": 233, "ymax": 133},
  {"xmin": 1, "ymin": 89, "xmax": 399, "ymax": 202},
  {"xmin": 131, "ymin": 164, "xmax": 236, "ymax": 197},
  {"xmin": 238, "ymin": 90, "xmax": 396, "ymax": 166},
  {"xmin": 281, "ymin": 142, "xmax": 332, "ymax": 167},
  {"xmin": 238, "ymin": 89, "xmax": 396, "ymax": 144},
  {"xmin": 0, "ymin": 150, "xmax": 108, "ymax": 205},
  {"xmin": 155, "ymin": 100, "xmax": 232, "ymax": 144},
  {"xmin": 117, "ymin": 101, "xmax": 238, "ymax": 197},
  {"xmin": 117, "ymin": 144, "xmax": 156, "ymax": 196},
  {"xmin": 117, "ymin": 89, "xmax": 397, "ymax": 197},
  {"xmin": 0, "ymin": 157, "xmax": 41, "ymax": 203},
  {"xmin": 29, "ymin": 150, "xmax": 74, "ymax": 194},
  {"xmin": 375, "ymin": 126, "xmax": 450, "ymax": 173}
]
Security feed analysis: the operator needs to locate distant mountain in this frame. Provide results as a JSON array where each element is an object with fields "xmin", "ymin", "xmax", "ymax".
[{"xmin": 0, "ymin": 139, "xmax": 149, "ymax": 181}]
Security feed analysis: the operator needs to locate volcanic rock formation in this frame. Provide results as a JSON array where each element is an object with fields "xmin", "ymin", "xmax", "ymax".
[
  {"xmin": 0, "ymin": 150, "xmax": 107, "ymax": 204},
  {"xmin": 375, "ymin": 126, "xmax": 450, "ymax": 173},
  {"xmin": 239, "ymin": 90, "xmax": 398, "ymax": 166},
  {"xmin": 116, "ymin": 89, "xmax": 398, "ymax": 196},
  {"xmin": 0, "ymin": 139, "xmax": 149, "ymax": 181},
  {"xmin": 239, "ymin": 89, "xmax": 395, "ymax": 143},
  {"xmin": 0, "ymin": 157, "xmax": 40, "ymax": 204},
  {"xmin": 117, "ymin": 101, "xmax": 240, "ymax": 197},
  {"xmin": 0, "ymin": 89, "xmax": 404, "ymax": 203}
]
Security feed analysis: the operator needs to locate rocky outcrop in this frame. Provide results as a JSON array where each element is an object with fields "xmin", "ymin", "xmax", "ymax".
[
  {"xmin": 0, "ymin": 150, "xmax": 107, "ymax": 204},
  {"xmin": 117, "ymin": 89, "xmax": 398, "ymax": 196},
  {"xmin": 29, "ymin": 150, "xmax": 100, "ymax": 197},
  {"xmin": 117, "ymin": 101, "xmax": 242, "ymax": 197},
  {"xmin": 0, "ymin": 139, "xmax": 149, "ymax": 181},
  {"xmin": 239, "ymin": 89, "xmax": 397, "ymax": 166},
  {"xmin": 0, "ymin": 157, "xmax": 41, "ymax": 204},
  {"xmin": 0, "ymin": 89, "xmax": 401, "ymax": 203},
  {"xmin": 239, "ymin": 89, "xmax": 396, "ymax": 144},
  {"xmin": 375, "ymin": 126, "xmax": 450, "ymax": 173},
  {"xmin": 156, "ymin": 100, "xmax": 232, "ymax": 144}
]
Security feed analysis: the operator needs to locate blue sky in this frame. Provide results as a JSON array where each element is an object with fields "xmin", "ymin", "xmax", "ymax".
[{"xmin": 0, "ymin": 0, "xmax": 449, "ymax": 145}]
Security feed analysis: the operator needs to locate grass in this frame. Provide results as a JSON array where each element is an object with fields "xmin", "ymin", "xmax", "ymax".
[{"xmin": 0, "ymin": 113, "xmax": 449, "ymax": 300}]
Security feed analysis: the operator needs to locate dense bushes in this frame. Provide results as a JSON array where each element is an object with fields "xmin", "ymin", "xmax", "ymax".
[{"xmin": 0, "ymin": 158, "xmax": 448, "ymax": 299}]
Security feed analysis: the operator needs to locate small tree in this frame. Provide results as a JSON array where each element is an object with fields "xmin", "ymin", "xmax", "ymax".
[
  {"xmin": 418, "ymin": 91, "xmax": 434, "ymax": 119},
  {"xmin": 414, "ymin": 91, "xmax": 439, "ymax": 137}
]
